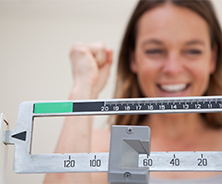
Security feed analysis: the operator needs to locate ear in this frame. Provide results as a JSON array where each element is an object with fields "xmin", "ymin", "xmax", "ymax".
[
  {"xmin": 209, "ymin": 44, "xmax": 217, "ymax": 74},
  {"xmin": 130, "ymin": 52, "xmax": 138, "ymax": 73}
]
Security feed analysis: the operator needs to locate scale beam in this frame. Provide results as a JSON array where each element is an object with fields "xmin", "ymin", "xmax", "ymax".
[
  {"xmin": 2, "ymin": 96, "xmax": 222, "ymax": 183},
  {"xmin": 32, "ymin": 96, "xmax": 222, "ymax": 116}
]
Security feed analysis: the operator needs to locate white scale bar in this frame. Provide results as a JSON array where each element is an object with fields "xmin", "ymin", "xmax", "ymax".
[
  {"xmin": 15, "ymin": 152, "xmax": 222, "ymax": 173},
  {"xmin": 139, "ymin": 152, "xmax": 222, "ymax": 171}
]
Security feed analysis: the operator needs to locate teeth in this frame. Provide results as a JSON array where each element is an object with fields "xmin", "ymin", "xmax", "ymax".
[{"xmin": 160, "ymin": 84, "xmax": 187, "ymax": 92}]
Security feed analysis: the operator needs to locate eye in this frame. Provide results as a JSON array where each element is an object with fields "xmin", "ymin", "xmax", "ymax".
[
  {"xmin": 145, "ymin": 49, "xmax": 164, "ymax": 55},
  {"xmin": 185, "ymin": 49, "xmax": 202, "ymax": 55}
]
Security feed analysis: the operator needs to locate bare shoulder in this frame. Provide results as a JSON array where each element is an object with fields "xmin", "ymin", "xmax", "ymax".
[
  {"xmin": 205, "ymin": 127, "xmax": 222, "ymax": 151},
  {"xmin": 91, "ymin": 127, "xmax": 110, "ymax": 152},
  {"xmin": 216, "ymin": 128, "xmax": 222, "ymax": 149}
]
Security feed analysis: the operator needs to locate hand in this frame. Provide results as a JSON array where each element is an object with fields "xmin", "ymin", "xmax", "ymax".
[{"xmin": 70, "ymin": 42, "xmax": 113, "ymax": 99}]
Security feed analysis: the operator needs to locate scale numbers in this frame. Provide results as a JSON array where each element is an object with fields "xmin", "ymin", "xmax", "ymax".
[
  {"xmin": 125, "ymin": 105, "xmax": 130, "ymax": 111},
  {"xmin": 195, "ymin": 103, "xmax": 201, "ymax": 109},
  {"xmin": 101, "ymin": 106, "xmax": 109, "ymax": 111},
  {"xmin": 148, "ymin": 105, "xmax": 154, "ymax": 110},
  {"xmin": 170, "ymin": 154, "xmax": 180, "ymax": 166},
  {"xmin": 95, "ymin": 98, "xmax": 222, "ymax": 114},
  {"xmin": 159, "ymin": 105, "xmax": 165, "ymax": 110},
  {"xmin": 197, "ymin": 154, "xmax": 208, "ymax": 166},
  {"xmin": 136, "ymin": 105, "xmax": 142, "ymax": 110},
  {"xmin": 183, "ymin": 104, "xmax": 189, "ymax": 109},
  {"xmin": 90, "ymin": 155, "xmax": 102, "ymax": 168},
  {"xmin": 72, "ymin": 96, "xmax": 222, "ymax": 116},
  {"xmin": 64, "ymin": 156, "xmax": 75, "ymax": 168},
  {"xmin": 113, "ymin": 106, "xmax": 119, "ymax": 111},
  {"xmin": 143, "ymin": 155, "xmax": 153, "ymax": 167}
]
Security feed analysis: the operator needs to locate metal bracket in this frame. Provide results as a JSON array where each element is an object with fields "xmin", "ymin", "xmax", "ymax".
[
  {"xmin": 108, "ymin": 125, "xmax": 150, "ymax": 184},
  {"xmin": 0, "ymin": 113, "xmax": 9, "ymax": 184}
]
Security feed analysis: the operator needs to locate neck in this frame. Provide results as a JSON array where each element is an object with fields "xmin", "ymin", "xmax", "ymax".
[{"xmin": 146, "ymin": 113, "xmax": 209, "ymax": 151}]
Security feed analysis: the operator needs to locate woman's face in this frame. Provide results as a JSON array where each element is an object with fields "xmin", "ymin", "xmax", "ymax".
[{"xmin": 130, "ymin": 3, "xmax": 216, "ymax": 98}]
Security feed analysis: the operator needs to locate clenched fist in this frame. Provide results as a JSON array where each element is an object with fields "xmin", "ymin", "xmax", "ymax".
[{"xmin": 70, "ymin": 42, "xmax": 113, "ymax": 99}]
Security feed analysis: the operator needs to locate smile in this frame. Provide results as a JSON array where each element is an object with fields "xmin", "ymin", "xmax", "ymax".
[{"xmin": 158, "ymin": 83, "xmax": 189, "ymax": 93}]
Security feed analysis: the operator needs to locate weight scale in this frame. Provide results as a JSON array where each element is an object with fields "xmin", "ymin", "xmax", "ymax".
[{"xmin": 1, "ymin": 96, "xmax": 222, "ymax": 184}]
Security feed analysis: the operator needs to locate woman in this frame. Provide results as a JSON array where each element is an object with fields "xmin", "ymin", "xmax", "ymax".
[{"xmin": 44, "ymin": 0, "xmax": 222, "ymax": 183}]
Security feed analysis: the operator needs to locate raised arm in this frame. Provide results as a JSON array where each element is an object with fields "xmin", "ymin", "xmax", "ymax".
[{"xmin": 43, "ymin": 42, "xmax": 112, "ymax": 183}]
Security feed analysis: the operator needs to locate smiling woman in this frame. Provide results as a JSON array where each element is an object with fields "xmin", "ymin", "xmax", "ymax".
[
  {"xmin": 43, "ymin": 0, "xmax": 222, "ymax": 184},
  {"xmin": 131, "ymin": 5, "xmax": 216, "ymax": 97},
  {"xmin": 114, "ymin": 0, "xmax": 222, "ymax": 128}
]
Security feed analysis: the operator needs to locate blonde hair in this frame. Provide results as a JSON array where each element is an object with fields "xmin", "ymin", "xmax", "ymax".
[{"xmin": 113, "ymin": 0, "xmax": 222, "ymax": 128}]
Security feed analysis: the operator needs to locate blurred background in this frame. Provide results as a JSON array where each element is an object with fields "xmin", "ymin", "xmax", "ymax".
[{"xmin": 0, "ymin": 0, "xmax": 221, "ymax": 183}]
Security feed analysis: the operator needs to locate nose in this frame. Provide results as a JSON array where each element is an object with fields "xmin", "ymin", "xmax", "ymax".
[{"xmin": 161, "ymin": 52, "xmax": 183, "ymax": 76}]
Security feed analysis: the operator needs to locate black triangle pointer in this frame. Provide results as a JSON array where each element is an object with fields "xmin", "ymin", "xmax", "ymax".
[{"xmin": 12, "ymin": 131, "xmax": 27, "ymax": 141}]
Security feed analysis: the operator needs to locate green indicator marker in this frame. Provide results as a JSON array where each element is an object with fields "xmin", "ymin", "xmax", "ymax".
[{"xmin": 34, "ymin": 102, "xmax": 73, "ymax": 113}]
